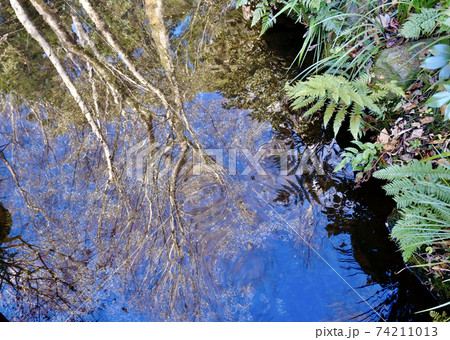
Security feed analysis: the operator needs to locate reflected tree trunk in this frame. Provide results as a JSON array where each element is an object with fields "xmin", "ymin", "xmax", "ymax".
[{"xmin": 9, "ymin": 0, "xmax": 115, "ymax": 181}]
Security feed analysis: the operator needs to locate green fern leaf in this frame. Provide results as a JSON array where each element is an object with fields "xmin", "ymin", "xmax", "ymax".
[
  {"xmin": 304, "ymin": 98, "xmax": 326, "ymax": 117},
  {"xmin": 333, "ymin": 105, "xmax": 346, "ymax": 136},
  {"xmin": 374, "ymin": 161, "xmax": 450, "ymax": 261},
  {"xmin": 400, "ymin": 8, "xmax": 439, "ymax": 39},
  {"xmin": 421, "ymin": 17, "xmax": 437, "ymax": 34},
  {"xmin": 291, "ymin": 96, "xmax": 315, "ymax": 110},
  {"xmin": 323, "ymin": 102, "xmax": 336, "ymax": 128},
  {"xmin": 349, "ymin": 106, "xmax": 362, "ymax": 140},
  {"xmin": 287, "ymin": 74, "xmax": 401, "ymax": 138},
  {"xmin": 251, "ymin": 4, "xmax": 266, "ymax": 27},
  {"xmin": 400, "ymin": 21, "xmax": 422, "ymax": 39},
  {"xmin": 261, "ymin": 12, "xmax": 275, "ymax": 35}
]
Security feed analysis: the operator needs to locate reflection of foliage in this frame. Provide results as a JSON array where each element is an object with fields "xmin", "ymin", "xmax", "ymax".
[
  {"xmin": 270, "ymin": 134, "xmax": 436, "ymax": 320},
  {"xmin": 0, "ymin": 247, "xmax": 14, "ymax": 291},
  {"xmin": 272, "ymin": 144, "xmax": 337, "ymax": 207},
  {"xmin": 0, "ymin": 0, "xmax": 280, "ymax": 321},
  {"xmin": 430, "ymin": 310, "xmax": 450, "ymax": 321},
  {"xmin": 181, "ymin": 10, "xmax": 289, "ymax": 124},
  {"xmin": 0, "ymin": 203, "xmax": 13, "ymax": 292}
]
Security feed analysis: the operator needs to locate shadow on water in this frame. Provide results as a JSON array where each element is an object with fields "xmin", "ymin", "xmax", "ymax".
[
  {"xmin": 0, "ymin": 1, "xmax": 438, "ymax": 321},
  {"xmin": 259, "ymin": 122, "xmax": 437, "ymax": 321}
]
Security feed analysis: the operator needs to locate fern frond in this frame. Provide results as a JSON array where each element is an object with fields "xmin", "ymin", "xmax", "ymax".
[
  {"xmin": 400, "ymin": 9, "xmax": 440, "ymax": 39},
  {"xmin": 287, "ymin": 73, "xmax": 395, "ymax": 137},
  {"xmin": 374, "ymin": 161, "xmax": 450, "ymax": 261},
  {"xmin": 349, "ymin": 105, "xmax": 363, "ymax": 140},
  {"xmin": 323, "ymin": 102, "xmax": 336, "ymax": 128},
  {"xmin": 301, "ymin": 0, "xmax": 322, "ymax": 10},
  {"xmin": 251, "ymin": 3, "xmax": 267, "ymax": 27},
  {"xmin": 303, "ymin": 98, "xmax": 326, "ymax": 117},
  {"xmin": 378, "ymin": 81, "xmax": 406, "ymax": 98},
  {"xmin": 353, "ymin": 72, "xmax": 372, "ymax": 90},
  {"xmin": 333, "ymin": 105, "xmax": 346, "ymax": 136},
  {"xmin": 261, "ymin": 11, "xmax": 275, "ymax": 35},
  {"xmin": 374, "ymin": 160, "xmax": 450, "ymax": 181},
  {"xmin": 291, "ymin": 96, "xmax": 316, "ymax": 110}
]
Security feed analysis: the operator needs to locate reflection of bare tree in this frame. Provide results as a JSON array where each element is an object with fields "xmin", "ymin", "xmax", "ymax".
[{"xmin": 0, "ymin": 0, "xmax": 269, "ymax": 321}]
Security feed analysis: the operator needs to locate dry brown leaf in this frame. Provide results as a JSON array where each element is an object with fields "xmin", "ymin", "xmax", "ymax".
[
  {"xmin": 399, "ymin": 154, "xmax": 413, "ymax": 161},
  {"xmin": 420, "ymin": 116, "xmax": 434, "ymax": 124},
  {"xmin": 391, "ymin": 127, "xmax": 412, "ymax": 139},
  {"xmin": 402, "ymin": 103, "xmax": 417, "ymax": 111},
  {"xmin": 406, "ymin": 81, "xmax": 424, "ymax": 92},
  {"xmin": 383, "ymin": 142, "xmax": 397, "ymax": 152},
  {"xmin": 409, "ymin": 129, "xmax": 424, "ymax": 139},
  {"xmin": 430, "ymin": 139, "xmax": 446, "ymax": 144},
  {"xmin": 376, "ymin": 14, "xmax": 391, "ymax": 28},
  {"xmin": 378, "ymin": 128, "xmax": 390, "ymax": 144}
]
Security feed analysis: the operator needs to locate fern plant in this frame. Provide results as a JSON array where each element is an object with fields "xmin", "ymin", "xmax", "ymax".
[
  {"xmin": 286, "ymin": 73, "xmax": 404, "ymax": 139},
  {"xmin": 399, "ymin": 8, "xmax": 441, "ymax": 39},
  {"xmin": 236, "ymin": 0, "xmax": 323, "ymax": 35},
  {"xmin": 374, "ymin": 160, "xmax": 450, "ymax": 262},
  {"xmin": 334, "ymin": 141, "xmax": 382, "ymax": 173}
]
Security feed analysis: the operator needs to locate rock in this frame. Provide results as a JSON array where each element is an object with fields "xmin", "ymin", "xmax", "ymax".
[{"xmin": 372, "ymin": 40, "xmax": 432, "ymax": 89}]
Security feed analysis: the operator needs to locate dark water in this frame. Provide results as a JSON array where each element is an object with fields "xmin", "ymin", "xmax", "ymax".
[{"xmin": 0, "ymin": 3, "xmax": 436, "ymax": 321}]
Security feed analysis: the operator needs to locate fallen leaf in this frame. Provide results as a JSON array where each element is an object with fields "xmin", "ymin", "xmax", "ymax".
[
  {"xmin": 386, "ymin": 38, "xmax": 397, "ymax": 48},
  {"xmin": 409, "ymin": 129, "xmax": 424, "ymax": 139},
  {"xmin": 420, "ymin": 116, "xmax": 434, "ymax": 124},
  {"xmin": 399, "ymin": 154, "xmax": 413, "ymax": 161},
  {"xmin": 406, "ymin": 81, "xmax": 423, "ymax": 92},
  {"xmin": 402, "ymin": 103, "xmax": 417, "ymax": 111},
  {"xmin": 394, "ymin": 117, "xmax": 404, "ymax": 125},
  {"xmin": 378, "ymin": 128, "xmax": 390, "ymax": 144},
  {"xmin": 392, "ymin": 127, "xmax": 412, "ymax": 138},
  {"xmin": 383, "ymin": 142, "xmax": 397, "ymax": 152},
  {"xmin": 419, "ymin": 105, "xmax": 429, "ymax": 113},
  {"xmin": 420, "ymin": 49, "xmax": 430, "ymax": 58},
  {"xmin": 391, "ymin": 127, "xmax": 400, "ymax": 136},
  {"xmin": 431, "ymin": 139, "xmax": 446, "ymax": 144}
]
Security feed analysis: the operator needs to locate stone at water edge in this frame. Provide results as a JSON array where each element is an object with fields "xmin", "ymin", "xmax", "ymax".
[{"xmin": 372, "ymin": 39, "xmax": 433, "ymax": 90}]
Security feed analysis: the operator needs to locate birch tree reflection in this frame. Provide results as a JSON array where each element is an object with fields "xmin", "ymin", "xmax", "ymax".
[{"xmin": 0, "ymin": 0, "xmax": 283, "ymax": 320}]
